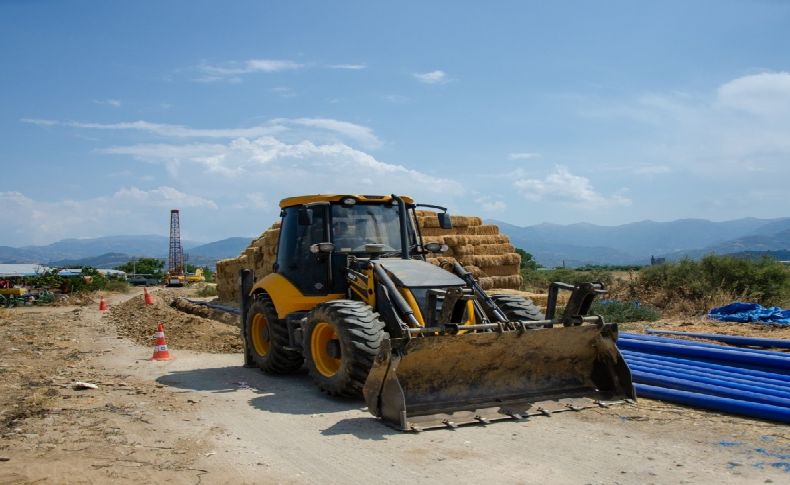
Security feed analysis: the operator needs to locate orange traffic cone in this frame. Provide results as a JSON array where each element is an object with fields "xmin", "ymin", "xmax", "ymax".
[
  {"xmin": 143, "ymin": 287, "xmax": 154, "ymax": 305},
  {"xmin": 98, "ymin": 296, "xmax": 108, "ymax": 311},
  {"xmin": 151, "ymin": 323, "xmax": 171, "ymax": 361}
]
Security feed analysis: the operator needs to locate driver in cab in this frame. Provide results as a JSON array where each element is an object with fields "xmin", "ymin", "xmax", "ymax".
[{"xmin": 333, "ymin": 221, "xmax": 357, "ymax": 252}]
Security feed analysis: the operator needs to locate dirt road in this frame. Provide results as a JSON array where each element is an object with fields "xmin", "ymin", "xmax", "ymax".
[{"xmin": 1, "ymin": 289, "xmax": 788, "ymax": 484}]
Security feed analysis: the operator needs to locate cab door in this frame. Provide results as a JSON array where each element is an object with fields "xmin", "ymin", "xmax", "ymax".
[{"xmin": 275, "ymin": 204, "xmax": 331, "ymax": 295}]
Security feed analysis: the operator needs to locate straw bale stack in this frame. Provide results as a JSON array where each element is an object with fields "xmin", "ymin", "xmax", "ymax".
[
  {"xmin": 215, "ymin": 222, "xmax": 280, "ymax": 302},
  {"xmin": 215, "ymin": 212, "xmax": 523, "ymax": 302}
]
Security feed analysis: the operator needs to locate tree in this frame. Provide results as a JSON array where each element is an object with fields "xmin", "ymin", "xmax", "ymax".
[
  {"xmin": 116, "ymin": 258, "xmax": 165, "ymax": 278},
  {"xmin": 515, "ymin": 248, "xmax": 540, "ymax": 271}
]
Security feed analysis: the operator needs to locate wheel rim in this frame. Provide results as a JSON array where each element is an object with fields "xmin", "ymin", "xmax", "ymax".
[
  {"xmin": 250, "ymin": 313, "xmax": 270, "ymax": 356},
  {"xmin": 311, "ymin": 321, "xmax": 341, "ymax": 377}
]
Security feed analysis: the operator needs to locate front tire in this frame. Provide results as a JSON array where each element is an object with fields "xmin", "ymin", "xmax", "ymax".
[
  {"xmin": 304, "ymin": 300, "xmax": 385, "ymax": 397},
  {"xmin": 490, "ymin": 294, "xmax": 545, "ymax": 321},
  {"xmin": 245, "ymin": 294, "xmax": 303, "ymax": 373}
]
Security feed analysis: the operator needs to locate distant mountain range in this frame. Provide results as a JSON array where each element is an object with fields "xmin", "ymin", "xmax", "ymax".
[
  {"xmin": 494, "ymin": 217, "xmax": 790, "ymax": 267},
  {"xmin": 2, "ymin": 217, "xmax": 789, "ymax": 269},
  {"xmin": 0, "ymin": 235, "xmax": 254, "ymax": 268}
]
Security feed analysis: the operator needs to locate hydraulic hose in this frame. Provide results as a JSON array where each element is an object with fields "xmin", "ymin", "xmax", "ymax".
[{"xmin": 635, "ymin": 384, "xmax": 790, "ymax": 423}]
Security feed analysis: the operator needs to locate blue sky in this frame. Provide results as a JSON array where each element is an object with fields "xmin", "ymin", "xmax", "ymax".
[{"xmin": 2, "ymin": 0, "xmax": 790, "ymax": 246}]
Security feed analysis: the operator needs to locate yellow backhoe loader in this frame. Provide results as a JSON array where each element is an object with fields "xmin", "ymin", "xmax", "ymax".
[{"xmin": 240, "ymin": 194, "xmax": 634, "ymax": 430}]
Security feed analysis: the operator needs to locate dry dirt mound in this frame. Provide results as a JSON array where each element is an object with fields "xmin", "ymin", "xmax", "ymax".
[{"xmin": 108, "ymin": 289, "xmax": 242, "ymax": 353}]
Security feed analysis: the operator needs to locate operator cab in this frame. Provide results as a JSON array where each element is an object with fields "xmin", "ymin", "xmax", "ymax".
[
  {"xmin": 274, "ymin": 194, "xmax": 451, "ymax": 296},
  {"xmin": 331, "ymin": 201, "xmax": 406, "ymax": 253}
]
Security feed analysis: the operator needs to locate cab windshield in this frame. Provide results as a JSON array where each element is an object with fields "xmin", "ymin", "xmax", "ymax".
[{"xmin": 331, "ymin": 203, "xmax": 410, "ymax": 253}]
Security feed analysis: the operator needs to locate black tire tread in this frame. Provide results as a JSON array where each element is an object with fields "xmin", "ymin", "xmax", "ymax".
[
  {"xmin": 246, "ymin": 294, "xmax": 303, "ymax": 374},
  {"xmin": 490, "ymin": 294, "xmax": 545, "ymax": 321},
  {"xmin": 304, "ymin": 300, "xmax": 385, "ymax": 397}
]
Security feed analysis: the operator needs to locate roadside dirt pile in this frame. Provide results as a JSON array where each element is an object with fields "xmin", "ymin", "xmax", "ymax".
[
  {"xmin": 109, "ymin": 289, "xmax": 242, "ymax": 353},
  {"xmin": 214, "ymin": 212, "xmax": 522, "ymax": 302},
  {"xmin": 0, "ymin": 303, "xmax": 207, "ymax": 482}
]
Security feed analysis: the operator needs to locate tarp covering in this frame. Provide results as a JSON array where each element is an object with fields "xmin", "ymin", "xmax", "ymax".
[{"xmin": 708, "ymin": 302, "xmax": 790, "ymax": 325}]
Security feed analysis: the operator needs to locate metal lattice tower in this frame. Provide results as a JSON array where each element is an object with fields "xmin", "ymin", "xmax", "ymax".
[{"xmin": 168, "ymin": 209, "xmax": 184, "ymax": 275}]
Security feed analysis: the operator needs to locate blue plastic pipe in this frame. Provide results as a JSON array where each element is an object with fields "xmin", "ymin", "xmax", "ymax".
[
  {"xmin": 635, "ymin": 384, "xmax": 790, "ymax": 423},
  {"xmin": 626, "ymin": 359, "xmax": 790, "ymax": 396},
  {"xmin": 617, "ymin": 338, "xmax": 790, "ymax": 371},
  {"xmin": 628, "ymin": 364, "xmax": 790, "ymax": 401},
  {"xmin": 623, "ymin": 353, "xmax": 790, "ymax": 389},
  {"xmin": 645, "ymin": 329, "xmax": 790, "ymax": 349},
  {"xmin": 620, "ymin": 350, "xmax": 790, "ymax": 382},
  {"xmin": 630, "ymin": 370, "xmax": 790, "ymax": 408},
  {"xmin": 621, "ymin": 332, "xmax": 790, "ymax": 358}
]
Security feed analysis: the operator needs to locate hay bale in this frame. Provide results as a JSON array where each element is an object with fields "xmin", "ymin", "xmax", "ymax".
[
  {"xmin": 470, "ymin": 243, "xmax": 515, "ymax": 255},
  {"xmin": 489, "ymin": 275, "xmax": 522, "ymax": 290},
  {"xmin": 458, "ymin": 253, "xmax": 520, "ymax": 267},
  {"xmin": 479, "ymin": 264, "xmax": 521, "ymax": 277},
  {"xmin": 442, "ymin": 234, "xmax": 510, "ymax": 246},
  {"xmin": 467, "ymin": 224, "xmax": 500, "ymax": 235}
]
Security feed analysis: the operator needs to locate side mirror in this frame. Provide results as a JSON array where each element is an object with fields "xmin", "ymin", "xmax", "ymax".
[
  {"xmin": 298, "ymin": 207, "xmax": 313, "ymax": 225},
  {"xmin": 424, "ymin": 242, "xmax": 449, "ymax": 253},
  {"xmin": 438, "ymin": 212, "xmax": 453, "ymax": 229},
  {"xmin": 309, "ymin": 242, "xmax": 335, "ymax": 253}
]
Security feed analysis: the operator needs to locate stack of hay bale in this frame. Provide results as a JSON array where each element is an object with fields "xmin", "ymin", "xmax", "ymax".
[
  {"xmin": 215, "ymin": 222, "xmax": 280, "ymax": 302},
  {"xmin": 416, "ymin": 211, "xmax": 522, "ymax": 291},
  {"xmin": 215, "ymin": 212, "xmax": 523, "ymax": 302}
]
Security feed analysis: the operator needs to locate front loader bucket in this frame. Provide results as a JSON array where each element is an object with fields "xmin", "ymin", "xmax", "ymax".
[{"xmin": 363, "ymin": 325, "xmax": 634, "ymax": 431}]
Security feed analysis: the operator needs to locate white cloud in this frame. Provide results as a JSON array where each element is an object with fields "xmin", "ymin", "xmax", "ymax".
[
  {"xmin": 284, "ymin": 118, "xmax": 381, "ymax": 148},
  {"xmin": 113, "ymin": 186, "xmax": 217, "ymax": 209},
  {"xmin": 92, "ymin": 99, "xmax": 121, "ymax": 107},
  {"xmin": 716, "ymin": 72, "xmax": 790, "ymax": 115},
  {"xmin": 194, "ymin": 58, "xmax": 304, "ymax": 82},
  {"xmin": 508, "ymin": 152, "xmax": 541, "ymax": 160},
  {"xmin": 21, "ymin": 116, "xmax": 380, "ymax": 147},
  {"xmin": 101, "ymin": 135, "xmax": 460, "ymax": 196},
  {"xmin": 0, "ymin": 187, "xmax": 216, "ymax": 246},
  {"xmin": 21, "ymin": 118, "xmax": 58, "ymax": 127},
  {"xmin": 474, "ymin": 196, "xmax": 507, "ymax": 212},
  {"xmin": 513, "ymin": 166, "xmax": 631, "ymax": 208},
  {"xmin": 573, "ymin": 71, "xmax": 790, "ymax": 179},
  {"xmin": 413, "ymin": 70, "xmax": 448, "ymax": 84},
  {"xmin": 21, "ymin": 118, "xmax": 285, "ymax": 138},
  {"xmin": 233, "ymin": 192, "xmax": 269, "ymax": 210},
  {"xmin": 328, "ymin": 63, "xmax": 366, "ymax": 70}
]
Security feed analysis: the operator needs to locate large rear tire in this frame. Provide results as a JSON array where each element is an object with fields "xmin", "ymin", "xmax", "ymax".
[
  {"xmin": 246, "ymin": 294, "xmax": 303, "ymax": 374},
  {"xmin": 490, "ymin": 294, "xmax": 545, "ymax": 321},
  {"xmin": 304, "ymin": 300, "xmax": 385, "ymax": 397}
]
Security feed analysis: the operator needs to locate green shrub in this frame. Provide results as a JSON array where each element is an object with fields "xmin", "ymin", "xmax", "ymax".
[
  {"xmin": 522, "ymin": 268, "xmax": 613, "ymax": 292},
  {"xmin": 590, "ymin": 300, "xmax": 661, "ymax": 323},
  {"xmin": 614, "ymin": 255, "xmax": 790, "ymax": 315},
  {"xmin": 104, "ymin": 279, "xmax": 130, "ymax": 293}
]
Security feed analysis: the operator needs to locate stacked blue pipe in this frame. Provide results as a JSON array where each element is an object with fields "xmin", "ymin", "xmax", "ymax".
[{"xmin": 618, "ymin": 331, "xmax": 790, "ymax": 423}]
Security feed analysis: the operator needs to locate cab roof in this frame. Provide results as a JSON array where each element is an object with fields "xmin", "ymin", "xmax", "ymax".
[{"xmin": 279, "ymin": 194, "xmax": 414, "ymax": 209}]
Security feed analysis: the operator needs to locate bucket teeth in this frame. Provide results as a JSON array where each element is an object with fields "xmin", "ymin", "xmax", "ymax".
[{"xmin": 363, "ymin": 324, "xmax": 636, "ymax": 431}]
